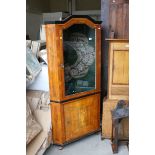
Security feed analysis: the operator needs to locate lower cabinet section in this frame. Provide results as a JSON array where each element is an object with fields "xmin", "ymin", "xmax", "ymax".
[
  {"xmin": 51, "ymin": 94, "xmax": 100, "ymax": 145},
  {"xmin": 102, "ymin": 98, "xmax": 129, "ymax": 139}
]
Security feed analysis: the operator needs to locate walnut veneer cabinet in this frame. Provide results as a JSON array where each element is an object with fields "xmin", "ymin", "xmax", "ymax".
[
  {"xmin": 45, "ymin": 15, "xmax": 102, "ymax": 145},
  {"xmin": 107, "ymin": 39, "xmax": 129, "ymax": 100}
]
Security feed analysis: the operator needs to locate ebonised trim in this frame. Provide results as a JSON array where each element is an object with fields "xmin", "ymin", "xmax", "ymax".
[
  {"xmin": 50, "ymin": 91, "xmax": 101, "ymax": 103},
  {"xmin": 44, "ymin": 15, "xmax": 102, "ymax": 24}
]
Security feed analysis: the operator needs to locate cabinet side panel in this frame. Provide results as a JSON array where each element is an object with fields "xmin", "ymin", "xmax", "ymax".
[
  {"xmin": 96, "ymin": 25, "xmax": 101, "ymax": 91},
  {"xmin": 64, "ymin": 94, "xmax": 100, "ymax": 141},
  {"xmin": 45, "ymin": 25, "xmax": 61, "ymax": 100},
  {"xmin": 51, "ymin": 103, "xmax": 65, "ymax": 144}
]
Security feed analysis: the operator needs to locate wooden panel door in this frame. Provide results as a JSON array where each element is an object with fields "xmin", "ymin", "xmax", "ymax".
[
  {"xmin": 64, "ymin": 94, "xmax": 100, "ymax": 141},
  {"xmin": 113, "ymin": 50, "xmax": 129, "ymax": 84},
  {"xmin": 107, "ymin": 39, "xmax": 129, "ymax": 100}
]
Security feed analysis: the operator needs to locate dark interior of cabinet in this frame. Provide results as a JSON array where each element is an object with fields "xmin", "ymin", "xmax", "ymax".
[{"xmin": 63, "ymin": 24, "xmax": 96, "ymax": 96}]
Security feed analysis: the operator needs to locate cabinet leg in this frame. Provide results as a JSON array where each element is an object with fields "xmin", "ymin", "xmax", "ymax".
[
  {"xmin": 101, "ymin": 136, "xmax": 104, "ymax": 140},
  {"xmin": 58, "ymin": 146, "xmax": 64, "ymax": 150},
  {"xmin": 111, "ymin": 119, "xmax": 119, "ymax": 153}
]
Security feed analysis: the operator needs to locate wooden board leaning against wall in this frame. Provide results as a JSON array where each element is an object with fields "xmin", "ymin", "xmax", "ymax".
[{"xmin": 109, "ymin": 0, "xmax": 129, "ymax": 39}]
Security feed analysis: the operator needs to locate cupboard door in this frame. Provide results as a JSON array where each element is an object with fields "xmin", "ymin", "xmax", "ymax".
[
  {"xmin": 113, "ymin": 50, "xmax": 129, "ymax": 84},
  {"xmin": 108, "ymin": 40, "xmax": 129, "ymax": 100},
  {"xmin": 64, "ymin": 94, "xmax": 100, "ymax": 141}
]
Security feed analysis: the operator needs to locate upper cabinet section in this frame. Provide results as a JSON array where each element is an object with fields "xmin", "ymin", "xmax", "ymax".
[{"xmin": 45, "ymin": 16, "xmax": 101, "ymax": 102}]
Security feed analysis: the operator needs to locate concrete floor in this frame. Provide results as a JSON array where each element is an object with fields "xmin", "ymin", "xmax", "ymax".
[{"xmin": 44, "ymin": 132, "xmax": 129, "ymax": 155}]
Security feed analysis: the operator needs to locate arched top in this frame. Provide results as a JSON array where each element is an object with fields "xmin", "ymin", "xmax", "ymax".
[{"xmin": 44, "ymin": 15, "xmax": 102, "ymax": 25}]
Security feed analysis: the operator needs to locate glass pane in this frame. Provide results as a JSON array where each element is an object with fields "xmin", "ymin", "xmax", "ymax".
[{"xmin": 63, "ymin": 24, "xmax": 96, "ymax": 96}]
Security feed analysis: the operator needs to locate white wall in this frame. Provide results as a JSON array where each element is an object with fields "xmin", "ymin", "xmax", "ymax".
[{"xmin": 27, "ymin": 65, "xmax": 49, "ymax": 91}]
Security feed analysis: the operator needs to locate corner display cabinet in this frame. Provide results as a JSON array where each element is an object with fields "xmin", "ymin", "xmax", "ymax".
[{"xmin": 45, "ymin": 15, "xmax": 102, "ymax": 145}]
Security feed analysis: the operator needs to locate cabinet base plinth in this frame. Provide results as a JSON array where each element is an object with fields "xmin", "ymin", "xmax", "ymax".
[{"xmin": 53, "ymin": 129, "xmax": 101, "ymax": 146}]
